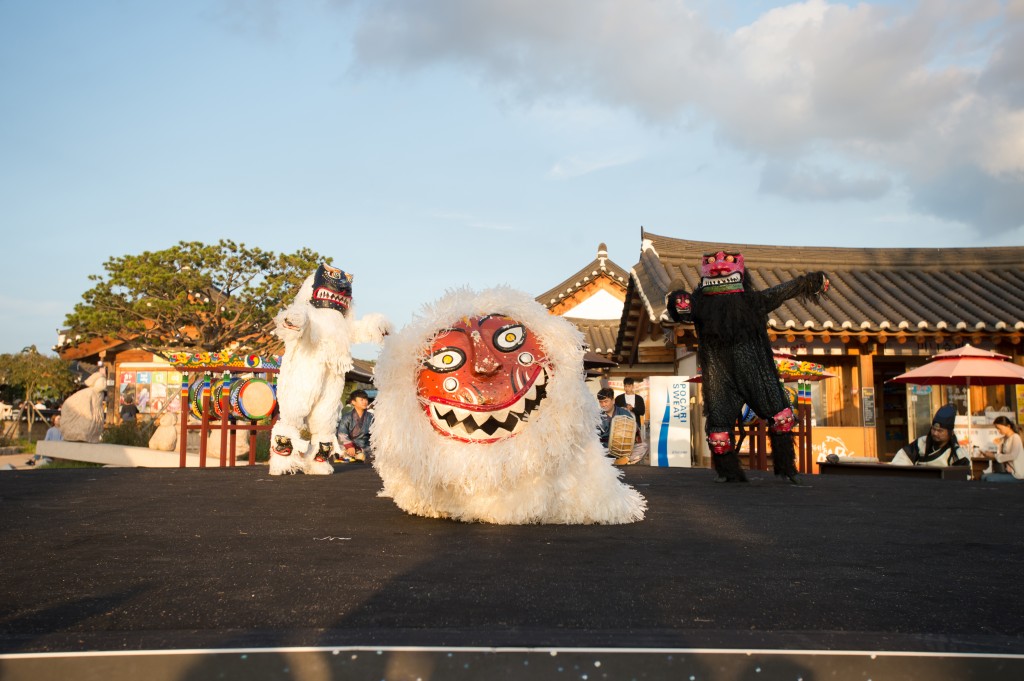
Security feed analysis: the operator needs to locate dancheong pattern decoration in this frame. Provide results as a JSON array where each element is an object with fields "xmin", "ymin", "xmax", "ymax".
[
  {"xmin": 166, "ymin": 352, "xmax": 282, "ymax": 370},
  {"xmin": 774, "ymin": 358, "xmax": 827, "ymax": 381}
]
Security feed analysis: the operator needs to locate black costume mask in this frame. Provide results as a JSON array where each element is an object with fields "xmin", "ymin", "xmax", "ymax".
[{"xmin": 310, "ymin": 264, "xmax": 353, "ymax": 312}]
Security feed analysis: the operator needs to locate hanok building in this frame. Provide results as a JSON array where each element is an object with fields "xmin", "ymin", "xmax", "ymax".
[
  {"xmin": 616, "ymin": 230, "xmax": 1024, "ymax": 461},
  {"xmin": 536, "ymin": 243, "xmax": 638, "ymax": 382}
]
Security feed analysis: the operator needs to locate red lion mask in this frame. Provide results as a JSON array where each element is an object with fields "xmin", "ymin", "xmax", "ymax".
[
  {"xmin": 700, "ymin": 250, "xmax": 745, "ymax": 295},
  {"xmin": 417, "ymin": 314, "xmax": 550, "ymax": 443}
]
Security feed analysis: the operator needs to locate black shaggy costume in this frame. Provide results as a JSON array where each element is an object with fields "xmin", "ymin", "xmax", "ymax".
[{"xmin": 662, "ymin": 260, "xmax": 829, "ymax": 483}]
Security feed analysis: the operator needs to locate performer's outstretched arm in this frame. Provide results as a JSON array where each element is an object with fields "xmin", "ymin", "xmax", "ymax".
[
  {"xmin": 759, "ymin": 272, "xmax": 829, "ymax": 313},
  {"xmin": 350, "ymin": 312, "xmax": 392, "ymax": 344}
]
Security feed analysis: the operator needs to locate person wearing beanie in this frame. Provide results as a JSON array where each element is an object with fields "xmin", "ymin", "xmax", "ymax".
[
  {"xmin": 336, "ymin": 389, "xmax": 374, "ymax": 463},
  {"xmin": 932, "ymin": 404, "xmax": 957, "ymax": 431},
  {"xmin": 890, "ymin": 404, "xmax": 969, "ymax": 467}
]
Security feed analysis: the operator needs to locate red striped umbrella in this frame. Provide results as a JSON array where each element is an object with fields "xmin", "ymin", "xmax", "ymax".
[{"xmin": 889, "ymin": 344, "xmax": 1024, "ymax": 455}]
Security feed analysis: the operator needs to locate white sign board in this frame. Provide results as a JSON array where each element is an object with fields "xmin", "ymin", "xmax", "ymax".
[{"xmin": 649, "ymin": 376, "xmax": 692, "ymax": 467}]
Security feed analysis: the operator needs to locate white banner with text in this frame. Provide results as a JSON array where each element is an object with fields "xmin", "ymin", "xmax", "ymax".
[{"xmin": 649, "ymin": 376, "xmax": 692, "ymax": 467}]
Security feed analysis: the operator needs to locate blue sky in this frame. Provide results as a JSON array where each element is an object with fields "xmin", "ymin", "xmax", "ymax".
[{"xmin": 2, "ymin": 0, "xmax": 1023, "ymax": 358}]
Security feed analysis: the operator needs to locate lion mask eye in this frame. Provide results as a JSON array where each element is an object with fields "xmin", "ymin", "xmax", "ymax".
[
  {"xmin": 493, "ymin": 324, "xmax": 526, "ymax": 352},
  {"xmin": 424, "ymin": 347, "xmax": 466, "ymax": 373}
]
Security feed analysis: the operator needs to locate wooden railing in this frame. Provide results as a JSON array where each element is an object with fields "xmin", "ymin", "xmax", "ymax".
[
  {"xmin": 735, "ymin": 407, "xmax": 814, "ymax": 474},
  {"xmin": 177, "ymin": 367, "xmax": 278, "ymax": 468}
]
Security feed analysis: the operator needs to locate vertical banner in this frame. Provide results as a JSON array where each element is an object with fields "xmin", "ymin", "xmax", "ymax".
[
  {"xmin": 861, "ymin": 387, "xmax": 876, "ymax": 427},
  {"xmin": 1017, "ymin": 385, "xmax": 1024, "ymax": 425},
  {"xmin": 649, "ymin": 376, "xmax": 692, "ymax": 467}
]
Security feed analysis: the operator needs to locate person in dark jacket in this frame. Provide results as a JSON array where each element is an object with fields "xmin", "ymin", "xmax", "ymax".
[
  {"xmin": 614, "ymin": 377, "xmax": 646, "ymax": 429},
  {"xmin": 119, "ymin": 396, "xmax": 140, "ymax": 423},
  {"xmin": 337, "ymin": 389, "xmax": 373, "ymax": 463}
]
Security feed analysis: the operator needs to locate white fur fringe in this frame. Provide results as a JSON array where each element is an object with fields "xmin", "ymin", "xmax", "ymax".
[{"xmin": 372, "ymin": 286, "xmax": 646, "ymax": 524}]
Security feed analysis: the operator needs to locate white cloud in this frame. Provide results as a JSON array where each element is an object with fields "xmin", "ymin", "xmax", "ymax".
[
  {"xmin": 910, "ymin": 163, "xmax": 1024, "ymax": 232},
  {"xmin": 339, "ymin": 0, "xmax": 1024, "ymax": 234},
  {"xmin": 711, "ymin": 1, "xmax": 974, "ymax": 149}
]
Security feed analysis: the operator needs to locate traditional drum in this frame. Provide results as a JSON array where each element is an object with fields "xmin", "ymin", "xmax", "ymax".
[
  {"xmin": 608, "ymin": 414, "xmax": 636, "ymax": 464},
  {"xmin": 228, "ymin": 379, "xmax": 245, "ymax": 418},
  {"xmin": 209, "ymin": 378, "xmax": 231, "ymax": 418},
  {"xmin": 188, "ymin": 377, "xmax": 231, "ymax": 419},
  {"xmin": 229, "ymin": 378, "xmax": 277, "ymax": 421},
  {"xmin": 188, "ymin": 380, "xmax": 203, "ymax": 419},
  {"xmin": 188, "ymin": 379, "xmax": 212, "ymax": 419},
  {"xmin": 784, "ymin": 386, "xmax": 799, "ymax": 411}
]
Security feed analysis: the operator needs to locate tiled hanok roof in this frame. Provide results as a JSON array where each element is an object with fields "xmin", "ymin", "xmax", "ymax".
[
  {"xmin": 618, "ymin": 230, "xmax": 1024, "ymax": 359},
  {"xmin": 536, "ymin": 243, "xmax": 629, "ymax": 312},
  {"xmin": 563, "ymin": 317, "xmax": 621, "ymax": 355},
  {"xmin": 349, "ymin": 358, "xmax": 375, "ymax": 384},
  {"xmin": 536, "ymin": 244, "xmax": 630, "ymax": 365}
]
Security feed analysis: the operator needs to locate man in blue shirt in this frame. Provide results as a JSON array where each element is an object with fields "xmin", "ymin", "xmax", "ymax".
[
  {"xmin": 337, "ymin": 389, "xmax": 373, "ymax": 463},
  {"xmin": 44, "ymin": 414, "xmax": 63, "ymax": 441},
  {"xmin": 597, "ymin": 387, "xmax": 632, "ymax": 448}
]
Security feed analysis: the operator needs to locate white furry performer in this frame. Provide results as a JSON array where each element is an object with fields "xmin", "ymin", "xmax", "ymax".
[
  {"xmin": 372, "ymin": 286, "xmax": 646, "ymax": 524},
  {"xmin": 269, "ymin": 264, "xmax": 390, "ymax": 475}
]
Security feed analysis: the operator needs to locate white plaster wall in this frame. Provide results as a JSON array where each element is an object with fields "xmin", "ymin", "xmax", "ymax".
[{"xmin": 560, "ymin": 289, "xmax": 623, "ymax": 320}]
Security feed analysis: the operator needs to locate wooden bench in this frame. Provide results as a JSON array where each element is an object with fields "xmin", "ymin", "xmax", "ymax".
[{"xmin": 818, "ymin": 461, "xmax": 971, "ymax": 481}]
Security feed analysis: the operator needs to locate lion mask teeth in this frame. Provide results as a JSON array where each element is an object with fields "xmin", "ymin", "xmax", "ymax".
[{"xmin": 427, "ymin": 370, "xmax": 548, "ymax": 442}]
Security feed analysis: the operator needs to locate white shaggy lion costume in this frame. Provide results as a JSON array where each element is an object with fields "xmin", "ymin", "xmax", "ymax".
[
  {"xmin": 371, "ymin": 286, "xmax": 646, "ymax": 524},
  {"xmin": 269, "ymin": 264, "xmax": 390, "ymax": 475}
]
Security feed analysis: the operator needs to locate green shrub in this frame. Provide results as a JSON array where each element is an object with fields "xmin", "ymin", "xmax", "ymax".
[
  {"xmin": 102, "ymin": 420, "xmax": 156, "ymax": 447},
  {"xmin": 254, "ymin": 430, "xmax": 270, "ymax": 462}
]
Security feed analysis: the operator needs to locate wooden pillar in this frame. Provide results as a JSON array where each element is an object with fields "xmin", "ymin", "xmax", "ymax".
[
  {"xmin": 858, "ymin": 353, "xmax": 878, "ymax": 458},
  {"xmin": 218, "ymin": 374, "xmax": 230, "ymax": 468},
  {"xmin": 799, "ymin": 407, "xmax": 812, "ymax": 473},
  {"xmin": 756, "ymin": 420, "xmax": 768, "ymax": 470},
  {"xmin": 199, "ymin": 375, "xmax": 210, "ymax": 468},
  {"xmin": 179, "ymin": 374, "xmax": 189, "ymax": 468}
]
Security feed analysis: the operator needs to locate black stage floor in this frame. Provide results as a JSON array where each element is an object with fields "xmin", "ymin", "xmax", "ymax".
[{"xmin": 1, "ymin": 464, "xmax": 1022, "ymax": 679}]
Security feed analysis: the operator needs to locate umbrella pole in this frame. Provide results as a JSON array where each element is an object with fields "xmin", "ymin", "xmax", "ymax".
[{"xmin": 966, "ymin": 378, "xmax": 973, "ymax": 479}]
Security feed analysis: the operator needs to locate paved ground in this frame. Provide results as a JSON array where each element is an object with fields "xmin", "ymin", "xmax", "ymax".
[
  {"xmin": 1, "ymin": 463, "xmax": 1022, "ymax": 678},
  {"xmin": 0, "ymin": 453, "xmax": 39, "ymax": 470}
]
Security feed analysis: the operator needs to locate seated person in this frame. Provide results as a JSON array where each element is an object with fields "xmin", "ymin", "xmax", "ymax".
[
  {"xmin": 26, "ymin": 416, "xmax": 61, "ymax": 467},
  {"xmin": 337, "ymin": 389, "xmax": 373, "ymax": 463},
  {"xmin": 597, "ymin": 387, "xmax": 647, "ymax": 464},
  {"xmin": 890, "ymin": 404, "xmax": 969, "ymax": 467},
  {"xmin": 44, "ymin": 414, "xmax": 63, "ymax": 441},
  {"xmin": 598, "ymin": 388, "xmax": 631, "ymax": 446},
  {"xmin": 980, "ymin": 415, "xmax": 1023, "ymax": 482}
]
